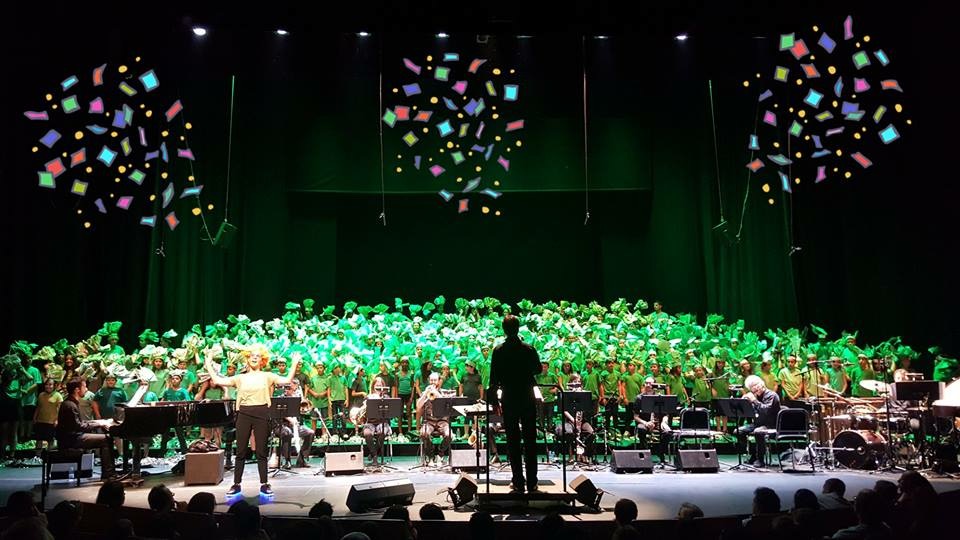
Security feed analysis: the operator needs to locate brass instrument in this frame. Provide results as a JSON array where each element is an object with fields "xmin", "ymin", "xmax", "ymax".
[{"xmin": 574, "ymin": 410, "xmax": 586, "ymax": 455}]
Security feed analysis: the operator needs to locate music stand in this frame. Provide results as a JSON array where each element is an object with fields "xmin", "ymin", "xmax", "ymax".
[
  {"xmin": 715, "ymin": 397, "xmax": 758, "ymax": 471},
  {"xmin": 365, "ymin": 397, "xmax": 402, "ymax": 472},
  {"xmin": 892, "ymin": 380, "xmax": 944, "ymax": 469},
  {"xmin": 557, "ymin": 391, "xmax": 592, "ymax": 469},
  {"xmin": 639, "ymin": 394, "xmax": 679, "ymax": 467},
  {"xmin": 268, "ymin": 397, "xmax": 304, "ymax": 476}
]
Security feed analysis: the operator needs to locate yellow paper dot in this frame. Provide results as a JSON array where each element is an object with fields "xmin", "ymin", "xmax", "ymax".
[
  {"xmin": 468, "ymin": 152, "xmax": 473, "ymax": 157},
  {"xmin": 862, "ymin": 126, "xmax": 867, "ymax": 132},
  {"xmin": 207, "ymin": 204, "xmax": 214, "ymax": 211},
  {"xmin": 457, "ymin": 113, "xmax": 464, "ymax": 119},
  {"xmin": 854, "ymin": 133, "xmax": 861, "ymax": 140},
  {"xmin": 145, "ymin": 110, "xmax": 153, "ymax": 118},
  {"xmin": 491, "ymin": 113, "xmax": 499, "ymax": 120},
  {"xmin": 855, "ymin": 42, "xmax": 860, "ymax": 48},
  {"xmin": 495, "ymin": 210, "xmax": 501, "ymax": 216},
  {"xmin": 118, "ymin": 165, "xmax": 127, "ymax": 173},
  {"xmin": 85, "ymin": 166, "xmax": 93, "ymax": 173},
  {"xmin": 396, "ymin": 154, "xmax": 402, "ymax": 159},
  {"xmin": 396, "ymin": 166, "xmax": 402, "ymax": 173},
  {"xmin": 139, "ymin": 104, "xmax": 145, "ymax": 109},
  {"xmin": 762, "ymin": 183, "xmax": 770, "ymax": 193},
  {"xmin": 864, "ymin": 35, "xmax": 871, "ymax": 43},
  {"xmin": 493, "ymin": 68, "xmax": 501, "ymax": 75},
  {"xmin": 773, "ymin": 142, "xmax": 780, "ymax": 148},
  {"xmin": 83, "ymin": 222, "xmax": 91, "ymax": 229},
  {"xmin": 773, "ymin": 103, "xmax": 778, "ymax": 108},
  {"xmin": 110, "ymin": 131, "xmax": 118, "ymax": 138},
  {"xmin": 430, "ymin": 97, "xmax": 438, "ymax": 104},
  {"xmin": 835, "ymin": 149, "xmax": 843, "ymax": 156},
  {"xmin": 833, "ymin": 167, "xmax": 839, "ymax": 172},
  {"xmin": 118, "ymin": 65, "xmax": 128, "ymax": 73},
  {"xmin": 516, "ymin": 140, "xmax": 522, "ymax": 147},
  {"xmin": 188, "ymin": 175, "xmax": 195, "ymax": 182},
  {"xmin": 45, "ymin": 93, "xmax": 53, "ymax": 101},
  {"xmin": 446, "ymin": 141, "xmax": 454, "ymax": 148},
  {"xmin": 851, "ymin": 95, "xmax": 857, "ymax": 99},
  {"xmin": 439, "ymin": 148, "xmax": 445, "ymax": 153},
  {"xmin": 135, "ymin": 56, "xmax": 141, "ymax": 62},
  {"xmin": 426, "ymin": 55, "xmax": 433, "ymax": 62},
  {"xmin": 422, "ymin": 127, "xmax": 429, "ymax": 133},
  {"xmin": 743, "ymin": 80, "xmax": 750, "ymax": 87},
  {"xmin": 145, "ymin": 163, "xmax": 151, "ymax": 168},
  {"xmin": 31, "ymin": 146, "xmax": 38, "ymax": 153},
  {"xmin": 149, "ymin": 195, "xmax": 156, "ymax": 201},
  {"xmin": 831, "ymin": 100, "xmax": 838, "ymax": 108},
  {"xmin": 52, "ymin": 104, "xmax": 58, "ymax": 110},
  {"xmin": 77, "ymin": 209, "xmax": 82, "ymax": 215},
  {"xmin": 804, "ymin": 135, "xmax": 811, "ymax": 141},
  {"xmin": 482, "ymin": 206, "xmax": 490, "ymax": 214},
  {"xmin": 192, "ymin": 208, "xmax": 202, "ymax": 216},
  {"xmin": 795, "ymin": 152, "xmax": 802, "ymax": 159},
  {"xmin": 62, "ymin": 152, "xmax": 68, "ymax": 158},
  {"xmin": 844, "ymin": 171, "xmax": 852, "ymax": 179},
  {"xmin": 179, "ymin": 136, "xmax": 185, "ymax": 142},
  {"xmin": 895, "ymin": 104, "xmax": 903, "ymax": 113},
  {"xmin": 810, "ymin": 55, "xmax": 815, "ymax": 61},
  {"xmin": 186, "ymin": 122, "xmax": 193, "ymax": 130},
  {"xmin": 392, "ymin": 88, "xmax": 399, "ymax": 93},
  {"xmin": 756, "ymin": 73, "xmax": 761, "ymax": 79},
  {"xmin": 812, "ymin": 25, "xmax": 819, "ymax": 32},
  {"xmin": 506, "ymin": 148, "xmax": 511, "ymax": 152},
  {"xmin": 788, "ymin": 107, "xmax": 794, "ymax": 113},
  {"xmin": 109, "ymin": 193, "xmax": 115, "ymax": 199},
  {"xmin": 492, "ymin": 106, "xmax": 496, "ymax": 110},
  {"xmin": 795, "ymin": 79, "xmax": 803, "ymax": 86},
  {"xmin": 161, "ymin": 130, "xmax": 169, "ymax": 137},
  {"xmin": 794, "ymin": 177, "xmax": 801, "ymax": 185},
  {"xmin": 494, "ymin": 181, "xmax": 500, "ymax": 186},
  {"xmin": 74, "ymin": 131, "xmax": 84, "ymax": 140},
  {"xmin": 827, "ymin": 66, "xmax": 836, "ymax": 75},
  {"xmin": 161, "ymin": 172, "xmax": 169, "ymax": 179},
  {"xmin": 798, "ymin": 110, "xmax": 806, "ymax": 118},
  {"xmin": 114, "ymin": 177, "xmax": 120, "ymax": 183},
  {"xmin": 412, "ymin": 105, "xmax": 417, "ymax": 110},
  {"xmin": 456, "ymin": 176, "xmax": 463, "ymax": 183},
  {"xmin": 105, "ymin": 112, "xmax": 110, "ymax": 117},
  {"xmin": 510, "ymin": 69, "xmax": 515, "ymax": 74},
  {"xmin": 906, "ymin": 119, "xmax": 912, "ymax": 125},
  {"xmin": 426, "ymin": 66, "xmax": 432, "ymax": 71},
  {"xmin": 475, "ymin": 166, "xmax": 482, "ymax": 172},
  {"xmin": 768, "ymin": 198, "xmax": 775, "ymax": 205},
  {"xmin": 495, "ymin": 135, "xmax": 502, "ymax": 141}
]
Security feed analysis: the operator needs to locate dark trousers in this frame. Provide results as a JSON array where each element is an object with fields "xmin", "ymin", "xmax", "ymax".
[
  {"xmin": 71, "ymin": 433, "xmax": 116, "ymax": 478},
  {"xmin": 503, "ymin": 399, "xmax": 538, "ymax": 489},
  {"xmin": 736, "ymin": 423, "xmax": 768, "ymax": 464},
  {"xmin": 234, "ymin": 406, "xmax": 270, "ymax": 484},
  {"xmin": 159, "ymin": 427, "xmax": 188, "ymax": 454},
  {"xmin": 330, "ymin": 400, "xmax": 346, "ymax": 437},
  {"xmin": 278, "ymin": 424, "xmax": 315, "ymax": 465}
]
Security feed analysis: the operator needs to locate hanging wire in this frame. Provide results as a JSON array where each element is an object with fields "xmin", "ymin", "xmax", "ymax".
[
  {"xmin": 735, "ymin": 103, "xmax": 762, "ymax": 240},
  {"xmin": 378, "ymin": 48, "xmax": 387, "ymax": 227},
  {"xmin": 581, "ymin": 36, "xmax": 590, "ymax": 225},
  {"xmin": 174, "ymin": 86, "xmax": 217, "ymax": 245},
  {"xmin": 707, "ymin": 80, "xmax": 725, "ymax": 223},
  {"xmin": 224, "ymin": 75, "xmax": 236, "ymax": 223}
]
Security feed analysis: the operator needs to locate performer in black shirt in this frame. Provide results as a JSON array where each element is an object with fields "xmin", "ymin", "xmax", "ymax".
[
  {"xmin": 735, "ymin": 375, "xmax": 781, "ymax": 466},
  {"xmin": 488, "ymin": 315, "xmax": 541, "ymax": 493},
  {"xmin": 55, "ymin": 378, "xmax": 116, "ymax": 479}
]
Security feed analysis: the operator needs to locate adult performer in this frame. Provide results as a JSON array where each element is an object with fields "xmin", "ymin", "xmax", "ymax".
[
  {"xmin": 488, "ymin": 315, "xmax": 541, "ymax": 493},
  {"xmin": 204, "ymin": 346, "xmax": 300, "ymax": 496}
]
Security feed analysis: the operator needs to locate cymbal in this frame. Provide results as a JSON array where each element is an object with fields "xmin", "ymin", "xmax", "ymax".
[{"xmin": 859, "ymin": 380, "xmax": 891, "ymax": 393}]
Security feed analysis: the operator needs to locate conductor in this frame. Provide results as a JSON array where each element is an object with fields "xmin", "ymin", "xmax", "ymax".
[{"xmin": 488, "ymin": 315, "xmax": 541, "ymax": 493}]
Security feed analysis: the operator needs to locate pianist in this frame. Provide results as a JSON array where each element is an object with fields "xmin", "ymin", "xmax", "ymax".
[
  {"xmin": 204, "ymin": 346, "xmax": 300, "ymax": 496},
  {"xmin": 56, "ymin": 378, "xmax": 117, "ymax": 480}
]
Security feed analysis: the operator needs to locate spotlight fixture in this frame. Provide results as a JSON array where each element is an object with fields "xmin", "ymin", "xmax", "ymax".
[
  {"xmin": 192, "ymin": 27, "xmax": 208, "ymax": 37},
  {"xmin": 675, "ymin": 33, "xmax": 689, "ymax": 41},
  {"xmin": 517, "ymin": 35, "xmax": 533, "ymax": 39},
  {"xmin": 594, "ymin": 35, "xmax": 609, "ymax": 40},
  {"xmin": 357, "ymin": 31, "xmax": 370, "ymax": 37},
  {"xmin": 275, "ymin": 29, "xmax": 289, "ymax": 36},
  {"xmin": 436, "ymin": 32, "xmax": 449, "ymax": 38}
]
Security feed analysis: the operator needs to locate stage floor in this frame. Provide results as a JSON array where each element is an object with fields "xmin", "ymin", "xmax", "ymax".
[{"xmin": 3, "ymin": 455, "xmax": 958, "ymax": 521}]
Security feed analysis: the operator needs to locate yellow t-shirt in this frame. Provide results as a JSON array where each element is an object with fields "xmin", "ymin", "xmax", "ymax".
[
  {"xmin": 36, "ymin": 391, "xmax": 64, "ymax": 424},
  {"xmin": 232, "ymin": 370, "xmax": 280, "ymax": 407}
]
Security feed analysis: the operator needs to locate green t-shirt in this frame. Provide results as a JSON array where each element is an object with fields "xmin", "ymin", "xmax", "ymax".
[
  {"xmin": 778, "ymin": 367, "xmax": 803, "ymax": 398},
  {"xmin": 329, "ymin": 375, "xmax": 347, "ymax": 401},
  {"xmin": 600, "ymin": 370, "xmax": 620, "ymax": 397},
  {"xmin": 94, "ymin": 387, "xmax": 127, "ymax": 418},
  {"xmin": 21, "ymin": 366, "xmax": 43, "ymax": 406},
  {"xmin": 203, "ymin": 386, "xmax": 224, "ymax": 400},
  {"xmin": 535, "ymin": 372, "xmax": 557, "ymax": 402},
  {"xmin": 827, "ymin": 367, "xmax": 846, "ymax": 393},
  {"xmin": 848, "ymin": 366, "xmax": 876, "ymax": 397},
  {"xmin": 583, "ymin": 369, "xmax": 602, "ymax": 399},
  {"xmin": 396, "ymin": 371, "xmax": 415, "ymax": 395},
  {"xmin": 313, "ymin": 374, "xmax": 330, "ymax": 406},
  {"xmin": 667, "ymin": 374, "xmax": 688, "ymax": 404},
  {"xmin": 622, "ymin": 372, "xmax": 645, "ymax": 403},
  {"xmin": 759, "ymin": 371, "xmax": 779, "ymax": 392},
  {"xmin": 441, "ymin": 373, "xmax": 460, "ymax": 391},
  {"xmin": 691, "ymin": 377, "xmax": 712, "ymax": 402},
  {"xmin": 711, "ymin": 372, "xmax": 731, "ymax": 398},
  {"xmin": 161, "ymin": 388, "xmax": 191, "ymax": 401}
]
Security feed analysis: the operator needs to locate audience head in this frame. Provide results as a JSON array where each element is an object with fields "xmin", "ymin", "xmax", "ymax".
[
  {"xmin": 419, "ymin": 503, "xmax": 445, "ymax": 520},
  {"xmin": 677, "ymin": 502, "xmax": 704, "ymax": 521},
  {"xmin": 147, "ymin": 484, "xmax": 175, "ymax": 513},
  {"xmin": 356, "ymin": 521, "xmax": 379, "ymax": 540},
  {"xmin": 792, "ymin": 488, "xmax": 820, "ymax": 511},
  {"xmin": 469, "ymin": 511, "xmax": 496, "ymax": 540},
  {"xmin": 317, "ymin": 516, "xmax": 344, "ymax": 540},
  {"xmin": 898, "ymin": 470, "xmax": 937, "ymax": 502},
  {"xmin": 873, "ymin": 480, "xmax": 898, "ymax": 509},
  {"xmin": 341, "ymin": 533, "xmax": 371, "ymax": 540},
  {"xmin": 5, "ymin": 491, "xmax": 39, "ymax": 519},
  {"xmin": 502, "ymin": 315, "xmax": 520, "ymax": 337},
  {"xmin": 614, "ymin": 498, "xmax": 639, "ymax": 526},
  {"xmin": 46, "ymin": 500, "xmax": 83, "ymax": 538},
  {"xmin": 309, "ymin": 498, "xmax": 335, "ymax": 519},
  {"xmin": 381, "ymin": 504, "xmax": 410, "ymax": 522},
  {"xmin": 822, "ymin": 477, "xmax": 846, "ymax": 497},
  {"xmin": 186, "ymin": 491, "xmax": 216, "ymax": 514},
  {"xmin": 107, "ymin": 518, "xmax": 136, "ymax": 540},
  {"xmin": 231, "ymin": 501, "xmax": 263, "ymax": 532},
  {"xmin": 540, "ymin": 512, "xmax": 565, "ymax": 538},
  {"xmin": 611, "ymin": 525, "xmax": 642, "ymax": 540},
  {"xmin": 753, "ymin": 487, "xmax": 781, "ymax": 515},
  {"xmin": 853, "ymin": 489, "xmax": 884, "ymax": 526}
]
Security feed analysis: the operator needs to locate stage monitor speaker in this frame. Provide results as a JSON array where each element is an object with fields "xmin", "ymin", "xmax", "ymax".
[
  {"xmin": 569, "ymin": 474, "xmax": 603, "ymax": 508},
  {"xmin": 610, "ymin": 449, "xmax": 653, "ymax": 473},
  {"xmin": 450, "ymin": 449, "xmax": 488, "ymax": 472},
  {"xmin": 345, "ymin": 478, "xmax": 415, "ymax": 513},
  {"xmin": 213, "ymin": 221, "xmax": 238, "ymax": 248},
  {"xmin": 447, "ymin": 473, "xmax": 478, "ymax": 507},
  {"xmin": 324, "ymin": 451, "xmax": 364, "ymax": 476},
  {"xmin": 675, "ymin": 449, "xmax": 719, "ymax": 473}
]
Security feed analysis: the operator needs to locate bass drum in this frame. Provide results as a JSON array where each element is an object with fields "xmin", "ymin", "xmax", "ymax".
[{"xmin": 833, "ymin": 430, "xmax": 886, "ymax": 470}]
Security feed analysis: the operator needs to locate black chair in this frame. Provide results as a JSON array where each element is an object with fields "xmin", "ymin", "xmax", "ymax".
[
  {"xmin": 761, "ymin": 408, "xmax": 813, "ymax": 471},
  {"xmin": 670, "ymin": 408, "xmax": 715, "ymax": 452}
]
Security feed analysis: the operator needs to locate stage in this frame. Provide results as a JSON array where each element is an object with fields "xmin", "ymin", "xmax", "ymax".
[{"xmin": 4, "ymin": 455, "xmax": 959, "ymax": 520}]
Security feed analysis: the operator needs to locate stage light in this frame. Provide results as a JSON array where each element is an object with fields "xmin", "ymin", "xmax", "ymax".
[
  {"xmin": 675, "ymin": 33, "xmax": 689, "ymax": 41},
  {"xmin": 594, "ymin": 35, "xmax": 609, "ymax": 40},
  {"xmin": 192, "ymin": 27, "xmax": 207, "ymax": 37},
  {"xmin": 275, "ymin": 29, "xmax": 288, "ymax": 36},
  {"xmin": 357, "ymin": 31, "xmax": 370, "ymax": 37},
  {"xmin": 517, "ymin": 35, "xmax": 533, "ymax": 39},
  {"xmin": 436, "ymin": 32, "xmax": 449, "ymax": 38}
]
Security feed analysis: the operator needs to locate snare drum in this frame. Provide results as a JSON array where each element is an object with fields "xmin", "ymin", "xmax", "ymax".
[{"xmin": 832, "ymin": 429, "xmax": 886, "ymax": 470}]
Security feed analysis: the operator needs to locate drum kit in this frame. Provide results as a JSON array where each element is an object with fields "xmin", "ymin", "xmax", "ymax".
[{"xmin": 806, "ymin": 379, "xmax": 940, "ymax": 471}]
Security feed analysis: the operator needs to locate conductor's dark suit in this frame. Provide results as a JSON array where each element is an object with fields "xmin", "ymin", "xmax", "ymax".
[{"xmin": 488, "ymin": 335, "xmax": 541, "ymax": 491}]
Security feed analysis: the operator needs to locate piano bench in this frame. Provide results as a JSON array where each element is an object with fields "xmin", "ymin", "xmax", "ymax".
[{"xmin": 41, "ymin": 448, "xmax": 93, "ymax": 508}]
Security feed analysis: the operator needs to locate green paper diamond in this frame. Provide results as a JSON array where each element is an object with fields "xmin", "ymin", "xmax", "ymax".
[
  {"xmin": 789, "ymin": 120, "xmax": 803, "ymax": 137},
  {"xmin": 774, "ymin": 66, "xmax": 789, "ymax": 82},
  {"xmin": 128, "ymin": 169, "xmax": 146, "ymax": 185},
  {"xmin": 71, "ymin": 180, "xmax": 88, "ymax": 195},
  {"xmin": 435, "ymin": 66, "xmax": 450, "ymax": 81},
  {"xmin": 38, "ymin": 171, "xmax": 56, "ymax": 188},
  {"xmin": 451, "ymin": 151, "xmax": 465, "ymax": 165},
  {"xmin": 852, "ymin": 51, "xmax": 870, "ymax": 69},
  {"xmin": 61, "ymin": 95, "xmax": 80, "ymax": 114},
  {"xmin": 382, "ymin": 109, "xmax": 397, "ymax": 128},
  {"xmin": 779, "ymin": 33, "xmax": 795, "ymax": 50},
  {"xmin": 402, "ymin": 131, "xmax": 419, "ymax": 147}
]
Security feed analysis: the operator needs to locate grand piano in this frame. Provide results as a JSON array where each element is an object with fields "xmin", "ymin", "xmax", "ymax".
[
  {"xmin": 109, "ymin": 399, "xmax": 235, "ymax": 479},
  {"xmin": 933, "ymin": 379, "xmax": 960, "ymax": 419}
]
